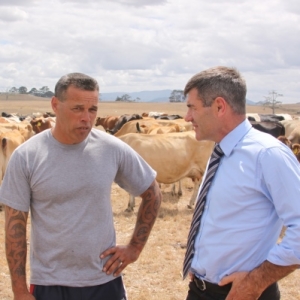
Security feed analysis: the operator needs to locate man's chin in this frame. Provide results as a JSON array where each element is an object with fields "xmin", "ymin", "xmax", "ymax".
[{"xmin": 195, "ymin": 132, "xmax": 202, "ymax": 141}]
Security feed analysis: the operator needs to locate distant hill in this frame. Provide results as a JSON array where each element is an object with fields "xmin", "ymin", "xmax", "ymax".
[
  {"xmin": 100, "ymin": 90, "xmax": 258, "ymax": 105},
  {"xmin": 100, "ymin": 89, "xmax": 172, "ymax": 102},
  {"xmin": 0, "ymin": 91, "xmax": 258, "ymax": 105},
  {"xmin": 246, "ymin": 99, "xmax": 258, "ymax": 106}
]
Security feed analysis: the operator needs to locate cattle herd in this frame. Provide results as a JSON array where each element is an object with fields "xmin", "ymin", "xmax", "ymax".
[{"xmin": 0, "ymin": 111, "xmax": 300, "ymax": 212}]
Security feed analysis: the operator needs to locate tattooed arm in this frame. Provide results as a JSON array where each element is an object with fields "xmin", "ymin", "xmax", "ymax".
[
  {"xmin": 101, "ymin": 180, "xmax": 162, "ymax": 276},
  {"xmin": 5, "ymin": 206, "xmax": 34, "ymax": 299},
  {"xmin": 128, "ymin": 179, "xmax": 162, "ymax": 251}
]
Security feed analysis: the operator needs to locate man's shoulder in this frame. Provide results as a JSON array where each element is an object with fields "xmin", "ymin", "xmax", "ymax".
[
  {"xmin": 246, "ymin": 127, "xmax": 281, "ymax": 149},
  {"xmin": 16, "ymin": 129, "xmax": 50, "ymax": 151}
]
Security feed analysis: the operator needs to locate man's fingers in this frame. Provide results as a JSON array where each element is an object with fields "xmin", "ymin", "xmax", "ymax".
[
  {"xmin": 113, "ymin": 258, "xmax": 127, "ymax": 277},
  {"xmin": 219, "ymin": 274, "xmax": 234, "ymax": 286},
  {"xmin": 101, "ymin": 249, "xmax": 128, "ymax": 276},
  {"xmin": 100, "ymin": 245, "xmax": 139, "ymax": 275},
  {"xmin": 100, "ymin": 247, "xmax": 117, "ymax": 259},
  {"xmin": 102, "ymin": 256, "xmax": 123, "ymax": 275}
]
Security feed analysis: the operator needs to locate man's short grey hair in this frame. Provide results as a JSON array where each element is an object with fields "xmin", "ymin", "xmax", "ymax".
[
  {"xmin": 184, "ymin": 66, "xmax": 247, "ymax": 114},
  {"xmin": 54, "ymin": 72, "xmax": 99, "ymax": 101}
]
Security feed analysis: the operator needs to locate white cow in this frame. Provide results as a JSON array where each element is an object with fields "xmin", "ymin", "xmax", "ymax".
[
  {"xmin": 275, "ymin": 113, "xmax": 293, "ymax": 120},
  {"xmin": 288, "ymin": 124, "xmax": 300, "ymax": 144},
  {"xmin": 280, "ymin": 120, "xmax": 300, "ymax": 137},
  {"xmin": 118, "ymin": 131, "xmax": 214, "ymax": 211}
]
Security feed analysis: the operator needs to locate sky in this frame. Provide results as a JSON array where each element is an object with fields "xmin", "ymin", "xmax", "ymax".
[{"xmin": 0, "ymin": 0, "xmax": 299, "ymax": 103}]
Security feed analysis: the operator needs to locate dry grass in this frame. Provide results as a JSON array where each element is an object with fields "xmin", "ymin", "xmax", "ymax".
[
  {"xmin": 0, "ymin": 96, "xmax": 300, "ymax": 299},
  {"xmin": 1, "ymin": 93, "xmax": 300, "ymax": 117}
]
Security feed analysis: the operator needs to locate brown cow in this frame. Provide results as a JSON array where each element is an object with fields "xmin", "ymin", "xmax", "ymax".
[
  {"xmin": 95, "ymin": 116, "xmax": 119, "ymax": 131},
  {"xmin": 114, "ymin": 119, "xmax": 192, "ymax": 137},
  {"xmin": 0, "ymin": 130, "xmax": 25, "ymax": 182},
  {"xmin": 43, "ymin": 112, "xmax": 56, "ymax": 118},
  {"xmin": 0, "ymin": 130, "xmax": 26, "ymax": 211},
  {"xmin": 30, "ymin": 117, "xmax": 55, "ymax": 134},
  {"xmin": 277, "ymin": 136, "xmax": 292, "ymax": 147},
  {"xmin": 0, "ymin": 122, "xmax": 35, "ymax": 141},
  {"xmin": 108, "ymin": 114, "xmax": 143, "ymax": 135},
  {"xmin": 136, "ymin": 122, "xmax": 183, "ymax": 134}
]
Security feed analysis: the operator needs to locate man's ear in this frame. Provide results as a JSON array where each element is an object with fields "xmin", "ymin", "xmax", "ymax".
[
  {"xmin": 214, "ymin": 97, "xmax": 226, "ymax": 115},
  {"xmin": 51, "ymin": 96, "xmax": 59, "ymax": 113}
]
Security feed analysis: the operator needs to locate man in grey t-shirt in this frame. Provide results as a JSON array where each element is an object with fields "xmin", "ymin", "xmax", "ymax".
[{"xmin": 1, "ymin": 73, "xmax": 162, "ymax": 300}]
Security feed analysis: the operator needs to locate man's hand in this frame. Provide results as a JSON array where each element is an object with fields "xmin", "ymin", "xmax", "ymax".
[
  {"xmin": 219, "ymin": 271, "xmax": 262, "ymax": 300},
  {"xmin": 13, "ymin": 291, "xmax": 36, "ymax": 300},
  {"xmin": 100, "ymin": 244, "xmax": 141, "ymax": 277},
  {"xmin": 101, "ymin": 180, "xmax": 161, "ymax": 277},
  {"xmin": 219, "ymin": 261, "xmax": 298, "ymax": 300},
  {"xmin": 188, "ymin": 272, "xmax": 195, "ymax": 282}
]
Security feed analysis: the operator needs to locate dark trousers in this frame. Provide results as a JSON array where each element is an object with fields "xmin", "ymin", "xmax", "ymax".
[
  {"xmin": 30, "ymin": 276, "xmax": 127, "ymax": 300},
  {"xmin": 186, "ymin": 278, "xmax": 280, "ymax": 300}
]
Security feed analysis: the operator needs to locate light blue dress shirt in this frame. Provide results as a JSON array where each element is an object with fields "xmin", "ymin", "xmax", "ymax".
[{"xmin": 191, "ymin": 119, "xmax": 300, "ymax": 283}]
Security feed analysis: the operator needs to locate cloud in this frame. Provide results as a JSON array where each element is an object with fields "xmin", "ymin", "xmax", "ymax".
[
  {"xmin": 109, "ymin": 0, "xmax": 168, "ymax": 6},
  {"xmin": 0, "ymin": 0, "xmax": 299, "ymax": 103},
  {"xmin": 0, "ymin": 0, "xmax": 38, "ymax": 6},
  {"xmin": 0, "ymin": 7, "xmax": 28, "ymax": 21},
  {"xmin": 283, "ymin": 0, "xmax": 300, "ymax": 15},
  {"xmin": 58, "ymin": 0, "xmax": 167, "ymax": 7}
]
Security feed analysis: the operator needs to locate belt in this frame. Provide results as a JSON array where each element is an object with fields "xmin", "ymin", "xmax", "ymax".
[{"xmin": 194, "ymin": 277, "xmax": 232, "ymax": 294}]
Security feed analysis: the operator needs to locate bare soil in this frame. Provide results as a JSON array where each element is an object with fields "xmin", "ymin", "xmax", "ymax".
[{"xmin": 0, "ymin": 96, "xmax": 299, "ymax": 299}]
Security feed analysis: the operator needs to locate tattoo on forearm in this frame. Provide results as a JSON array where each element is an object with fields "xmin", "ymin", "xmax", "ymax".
[
  {"xmin": 132, "ymin": 181, "xmax": 162, "ymax": 247},
  {"xmin": 5, "ymin": 207, "xmax": 28, "ymax": 281}
]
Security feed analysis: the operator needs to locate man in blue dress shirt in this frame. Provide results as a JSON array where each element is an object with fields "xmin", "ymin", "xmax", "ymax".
[{"xmin": 183, "ymin": 66, "xmax": 300, "ymax": 300}]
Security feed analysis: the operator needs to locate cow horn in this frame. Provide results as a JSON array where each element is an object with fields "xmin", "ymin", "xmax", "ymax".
[{"xmin": 136, "ymin": 122, "xmax": 142, "ymax": 133}]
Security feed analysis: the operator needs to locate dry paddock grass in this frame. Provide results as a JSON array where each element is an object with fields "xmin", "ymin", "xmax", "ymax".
[{"xmin": 0, "ymin": 96, "xmax": 300, "ymax": 299}]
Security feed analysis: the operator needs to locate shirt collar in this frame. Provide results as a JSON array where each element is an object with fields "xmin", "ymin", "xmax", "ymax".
[{"xmin": 219, "ymin": 119, "xmax": 252, "ymax": 157}]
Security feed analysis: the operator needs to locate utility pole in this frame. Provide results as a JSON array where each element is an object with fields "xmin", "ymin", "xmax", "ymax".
[
  {"xmin": 263, "ymin": 90, "xmax": 283, "ymax": 114},
  {"xmin": 5, "ymin": 87, "xmax": 11, "ymax": 100}
]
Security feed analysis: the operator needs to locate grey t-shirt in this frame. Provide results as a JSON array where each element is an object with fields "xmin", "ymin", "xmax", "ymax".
[{"xmin": 0, "ymin": 128, "xmax": 156, "ymax": 286}]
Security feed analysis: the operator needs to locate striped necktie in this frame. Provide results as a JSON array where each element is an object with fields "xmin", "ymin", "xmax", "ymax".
[{"xmin": 182, "ymin": 144, "xmax": 224, "ymax": 279}]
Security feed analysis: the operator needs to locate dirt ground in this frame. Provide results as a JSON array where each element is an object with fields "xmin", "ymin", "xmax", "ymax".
[
  {"xmin": 0, "ymin": 93, "xmax": 300, "ymax": 117},
  {"xmin": 0, "ymin": 96, "xmax": 300, "ymax": 299}
]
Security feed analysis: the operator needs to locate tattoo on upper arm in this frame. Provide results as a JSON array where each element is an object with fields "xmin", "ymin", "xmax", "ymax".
[{"xmin": 5, "ymin": 207, "xmax": 28, "ymax": 278}]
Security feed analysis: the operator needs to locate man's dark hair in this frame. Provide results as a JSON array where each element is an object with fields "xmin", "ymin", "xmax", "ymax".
[
  {"xmin": 184, "ymin": 66, "xmax": 247, "ymax": 114},
  {"xmin": 55, "ymin": 72, "xmax": 99, "ymax": 101}
]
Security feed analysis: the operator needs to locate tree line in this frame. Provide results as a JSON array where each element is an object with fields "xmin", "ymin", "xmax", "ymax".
[
  {"xmin": 115, "ymin": 94, "xmax": 141, "ymax": 102},
  {"xmin": 169, "ymin": 90, "xmax": 284, "ymax": 114},
  {"xmin": 169, "ymin": 90, "xmax": 185, "ymax": 102},
  {"xmin": 113, "ymin": 90, "xmax": 185, "ymax": 102},
  {"xmin": 7, "ymin": 86, "xmax": 54, "ymax": 98}
]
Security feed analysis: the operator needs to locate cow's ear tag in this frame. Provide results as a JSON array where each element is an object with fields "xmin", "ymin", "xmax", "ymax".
[{"xmin": 293, "ymin": 147, "xmax": 299, "ymax": 155}]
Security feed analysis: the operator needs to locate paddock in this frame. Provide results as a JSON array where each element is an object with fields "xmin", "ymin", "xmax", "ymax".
[{"xmin": 0, "ymin": 98, "xmax": 300, "ymax": 299}]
